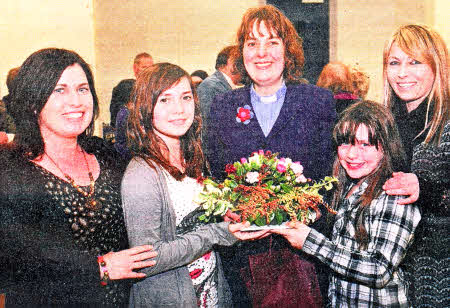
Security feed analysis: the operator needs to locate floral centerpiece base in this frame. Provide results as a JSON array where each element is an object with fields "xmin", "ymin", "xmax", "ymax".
[{"xmin": 196, "ymin": 150, "xmax": 337, "ymax": 227}]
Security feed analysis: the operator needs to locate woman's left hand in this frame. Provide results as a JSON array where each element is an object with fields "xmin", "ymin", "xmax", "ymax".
[
  {"xmin": 383, "ymin": 172, "xmax": 419, "ymax": 205},
  {"xmin": 228, "ymin": 221, "xmax": 270, "ymax": 241},
  {"xmin": 270, "ymin": 221, "xmax": 311, "ymax": 250}
]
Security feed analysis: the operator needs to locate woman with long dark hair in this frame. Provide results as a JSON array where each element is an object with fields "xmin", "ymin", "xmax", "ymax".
[
  {"xmin": 122, "ymin": 62, "xmax": 262, "ymax": 307},
  {"xmin": 0, "ymin": 48, "xmax": 157, "ymax": 307}
]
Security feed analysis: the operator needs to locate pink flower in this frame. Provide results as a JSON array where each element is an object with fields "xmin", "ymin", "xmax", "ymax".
[
  {"xmin": 258, "ymin": 149, "xmax": 264, "ymax": 155},
  {"xmin": 276, "ymin": 163, "xmax": 287, "ymax": 173},
  {"xmin": 240, "ymin": 157, "xmax": 248, "ymax": 164},
  {"xmin": 245, "ymin": 171, "xmax": 259, "ymax": 184}
]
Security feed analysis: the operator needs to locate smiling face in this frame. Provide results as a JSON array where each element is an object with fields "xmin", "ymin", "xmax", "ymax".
[
  {"xmin": 387, "ymin": 43, "xmax": 435, "ymax": 111},
  {"xmin": 152, "ymin": 77, "xmax": 195, "ymax": 145},
  {"xmin": 39, "ymin": 64, "xmax": 93, "ymax": 142},
  {"xmin": 338, "ymin": 124, "xmax": 384, "ymax": 180},
  {"xmin": 243, "ymin": 20, "xmax": 285, "ymax": 95}
]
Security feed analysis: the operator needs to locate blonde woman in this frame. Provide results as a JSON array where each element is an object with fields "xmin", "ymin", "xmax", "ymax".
[{"xmin": 382, "ymin": 24, "xmax": 449, "ymax": 307}]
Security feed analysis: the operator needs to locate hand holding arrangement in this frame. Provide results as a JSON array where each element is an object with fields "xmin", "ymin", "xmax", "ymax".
[
  {"xmin": 270, "ymin": 221, "xmax": 312, "ymax": 250},
  {"xmin": 228, "ymin": 221, "xmax": 271, "ymax": 241}
]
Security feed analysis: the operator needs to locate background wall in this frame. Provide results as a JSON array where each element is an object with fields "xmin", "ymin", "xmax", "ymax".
[
  {"xmin": 1, "ymin": 0, "xmax": 448, "ymax": 135},
  {"xmin": 0, "ymin": 0, "xmax": 95, "ymax": 98},
  {"xmin": 93, "ymin": 0, "xmax": 260, "ymax": 132}
]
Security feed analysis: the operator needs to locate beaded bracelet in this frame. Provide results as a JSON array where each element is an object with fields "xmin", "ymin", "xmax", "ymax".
[{"xmin": 97, "ymin": 255, "xmax": 110, "ymax": 286}]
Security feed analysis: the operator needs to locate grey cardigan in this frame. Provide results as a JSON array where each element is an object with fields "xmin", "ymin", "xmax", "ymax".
[{"xmin": 121, "ymin": 157, "xmax": 237, "ymax": 307}]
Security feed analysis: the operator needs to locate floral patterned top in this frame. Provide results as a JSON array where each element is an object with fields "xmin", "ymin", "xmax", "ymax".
[{"xmin": 163, "ymin": 171, "xmax": 220, "ymax": 308}]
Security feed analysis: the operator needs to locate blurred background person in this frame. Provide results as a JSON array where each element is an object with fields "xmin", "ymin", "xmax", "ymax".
[
  {"xmin": 351, "ymin": 65, "xmax": 370, "ymax": 101},
  {"xmin": 198, "ymin": 45, "xmax": 241, "ymax": 127},
  {"xmin": 316, "ymin": 61, "xmax": 360, "ymax": 114},
  {"xmin": 0, "ymin": 48, "xmax": 156, "ymax": 307},
  {"xmin": 206, "ymin": 5, "xmax": 336, "ymax": 307},
  {"xmin": 197, "ymin": 45, "xmax": 241, "ymax": 153},
  {"xmin": 109, "ymin": 52, "xmax": 153, "ymax": 127},
  {"xmin": 0, "ymin": 67, "xmax": 19, "ymax": 138},
  {"xmin": 0, "ymin": 100, "xmax": 15, "ymax": 143},
  {"xmin": 190, "ymin": 69, "xmax": 209, "ymax": 88},
  {"xmin": 382, "ymin": 24, "xmax": 449, "ymax": 308},
  {"xmin": 113, "ymin": 53, "xmax": 153, "ymax": 160}
]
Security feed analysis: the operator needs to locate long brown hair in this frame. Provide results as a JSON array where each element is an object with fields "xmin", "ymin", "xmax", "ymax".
[
  {"xmin": 235, "ymin": 5, "xmax": 305, "ymax": 86},
  {"xmin": 127, "ymin": 63, "xmax": 205, "ymax": 180},
  {"xmin": 332, "ymin": 101, "xmax": 406, "ymax": 249},
  {"xmin": 383, "ymin": 24, "xmax": 449, "ymax": 145}
]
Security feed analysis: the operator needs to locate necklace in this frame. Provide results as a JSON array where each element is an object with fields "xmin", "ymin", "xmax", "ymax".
[{"xmin": 45, "ymin": 149, "xmax": 100, "ymax": 210}]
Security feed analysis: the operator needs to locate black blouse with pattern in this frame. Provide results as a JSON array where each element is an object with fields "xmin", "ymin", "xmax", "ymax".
[{"xmin": 0, "ymin": 137, "xmax": 130, "ymax": 307}]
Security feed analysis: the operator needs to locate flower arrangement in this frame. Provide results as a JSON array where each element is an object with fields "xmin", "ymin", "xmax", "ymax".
[{"xmin": 196, "ymin": 150, "xmax": 337, "ymax": 227}]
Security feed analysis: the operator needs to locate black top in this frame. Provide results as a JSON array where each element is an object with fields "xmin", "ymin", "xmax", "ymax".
[
  {"xmin": 391, "ymin": 96, "xmax": 429, "ymax": 170},
  {"xmin": 392, "ymin": 96, "xmax": 450, "ymax": 307},
  {"xmin": 0, "ymin": 137, "xmax": 129, "ymax": 307},
  {"xmin": 403, "ymin": 121, "xmax": 450, "ymax": 308},
  {"xmin": 110, "ymin": 79, "xmax": 135, "ymax": 127}
]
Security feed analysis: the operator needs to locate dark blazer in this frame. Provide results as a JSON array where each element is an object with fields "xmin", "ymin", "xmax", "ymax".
[
  {"xmin": 206, "ymin": 83, "xmax": 336, "ymax": 306},
  {"xmin": 206, "ymin": 83, "xmax": 336, "ymax": 181},
  {"xmin": 197, "ymin": 70, "xmax": 232, "ymax": 124}
]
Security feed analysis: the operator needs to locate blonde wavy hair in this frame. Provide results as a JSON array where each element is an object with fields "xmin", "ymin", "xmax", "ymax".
[{"xmin": 383, "ymin": 24, "xmax": 449, "ymax": 145}]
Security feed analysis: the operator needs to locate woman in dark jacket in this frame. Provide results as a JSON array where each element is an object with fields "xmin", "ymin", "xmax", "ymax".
[{"xmin": 206, "ymin": 5, "xmax": 336, "ymax": 307}]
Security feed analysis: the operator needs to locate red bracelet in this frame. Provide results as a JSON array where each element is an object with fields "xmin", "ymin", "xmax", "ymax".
[{"xmin": 97, "ymin": 255, "xmax": 110, "ymax": 286}]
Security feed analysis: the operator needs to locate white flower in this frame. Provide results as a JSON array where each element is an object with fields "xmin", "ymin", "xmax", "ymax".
[
  {"xmin": 295, "ymin": 174, "xmax": 307, "ymax": 183},
  {"xmin": 245, "ymin": 171, "xmax": 259, "ymax": 184},
  {"xmin": 248, "ymin": 153, "xmax": 262, "ymax": 166},
  {"xmin": 290, "ymin": 162, "xmax": 304, "ymax": 175}
]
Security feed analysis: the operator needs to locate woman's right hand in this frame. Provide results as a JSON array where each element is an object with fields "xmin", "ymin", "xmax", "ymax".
[
  {"xmin": 101, "ymin": 245, "xmax": 157, "ymax": 280},
  {"xmin": 383, "ymin": 172, "xmax": 420, "ymax": 204}
]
